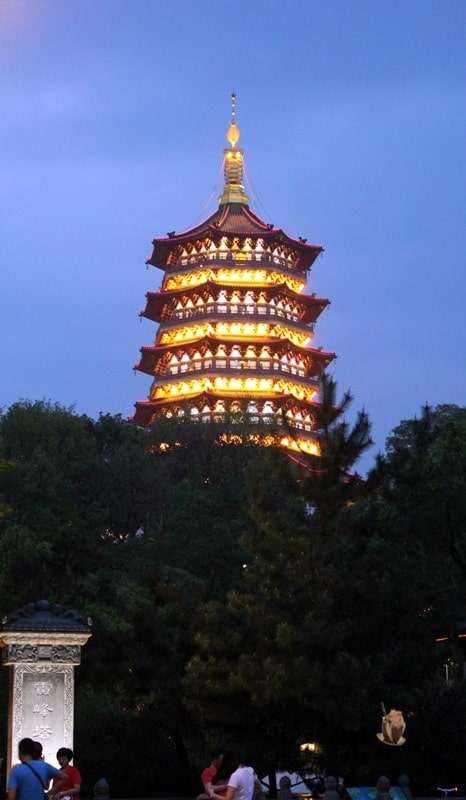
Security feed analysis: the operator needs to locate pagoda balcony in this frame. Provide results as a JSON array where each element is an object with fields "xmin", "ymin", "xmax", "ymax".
[
  {"xmin": 163, "ymin": 252, "xmax": 306, "ymax": 278},
  {"xmin": 178, "ymin": 251, "xmax": 296, "ymax": 268},
  {"xmin": 143, "ymin": 288, "xmax": 328, "ymax": 325},
  {"xmin": 152, "ymin": 304, "xmax": 315, "ymax": 335},
  {"xmin": 167, "ymin": 358, "xmax": 315, "ymax": 377},
  {"xmin": 173, "ymin": 303, "xmax": 295, "ymax": 320},
  {"xmin": 135, "ymin": 402, "xmax": 321, "ymax": 440},
  {"xmin": 192, "ymin": 409, "xmax": 319, "ymax": 436},
  {"xmin": 140, "ymin": 357, "xmax": 321, "ymax": 389}
]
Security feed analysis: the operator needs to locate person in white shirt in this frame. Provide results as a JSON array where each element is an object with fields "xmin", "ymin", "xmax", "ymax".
[{"xmin": 211, "ymin": 749, "xmax": 263, "ymax": 800}]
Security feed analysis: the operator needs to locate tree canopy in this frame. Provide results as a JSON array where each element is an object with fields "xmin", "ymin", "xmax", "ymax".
[{"xmin": 0, "ymin": 398, "xmax": 465, "ymax": 796}]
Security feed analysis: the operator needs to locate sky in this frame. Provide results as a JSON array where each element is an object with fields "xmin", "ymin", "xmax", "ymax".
[{"xmin": 1, "ymin": 0, "xmax": 465, "ymax": 474}]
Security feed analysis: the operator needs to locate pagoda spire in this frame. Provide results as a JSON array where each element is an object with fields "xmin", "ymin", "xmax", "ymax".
[{"xmin": 218, "ymin": 92, "xmax": 249, "ymax": 206}]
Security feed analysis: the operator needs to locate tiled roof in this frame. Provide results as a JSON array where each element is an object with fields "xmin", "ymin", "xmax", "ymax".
[{"xmin": 2, "ymin": 600, "xmax": 92, "ymax": 632}]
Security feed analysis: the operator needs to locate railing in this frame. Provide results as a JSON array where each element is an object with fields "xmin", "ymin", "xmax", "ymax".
[
  {"xmin": 178, "ymin": 253, "xmax": 296, "ymax": 271},
  {"xmin": 169, "ymin": 303, "xmax": 313, "ymax": 329},
  {"xmin": 162, "ymin": 358, "xmax": 318, "ymax": 386},
  {"xmin": 195, "ymin": 411, "xmax": 317, "ymax": 434}
]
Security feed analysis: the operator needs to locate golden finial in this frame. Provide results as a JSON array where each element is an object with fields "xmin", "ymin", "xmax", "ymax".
[
  {"xmin": 219, "ymin": 92, "xmax": 248, "ymax": 205},
  {"xmin": 227, "ymin": 91, "xmax": 240, "ymax": 148}
]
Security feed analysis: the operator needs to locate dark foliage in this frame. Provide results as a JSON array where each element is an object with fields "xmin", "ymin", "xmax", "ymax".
[{"xmin": 0, "ymin": 399, "xmax": 466, "ymax": 796}]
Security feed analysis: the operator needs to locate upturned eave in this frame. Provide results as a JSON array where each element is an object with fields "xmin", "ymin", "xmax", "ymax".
[
  {"xmin": 132, "ymin": 391, "xmax": 326, "ymax": 429},
  {"xmin": 146, "ymin": 202, "xmax": 323, "ymax": 273},
  {"xmin": 141, "ymin": 282, "xmax": 330, "ymax": 324},
  {"xmin": 134, "ymin": 336, "xmax": 335, "ymax": 376}
]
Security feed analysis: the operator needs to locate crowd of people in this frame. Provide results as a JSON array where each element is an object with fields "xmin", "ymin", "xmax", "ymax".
[
  {"xmin": 7, "ymin": 738, "xmax": 82, "ymax": 800},
  {"xmin": 198, "ymin": 748, "xmax": 264, "ymax": 800},
  {"xmin": 7, "ymin": 738, "xmax": 262, "ymax": 800}
]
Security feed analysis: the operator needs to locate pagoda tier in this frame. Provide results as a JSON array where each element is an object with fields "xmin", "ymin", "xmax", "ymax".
[
  {"xmin": 134, "ymin": 392, "xmax": 325, "ymax": 456},
  {"xmin": 140, "ymin": 281, "xmax": 330, "ymax": 326},
  {"xmin": 135, "ymin": 335, "xmax": 333, "ymax": 379},
  {"xmin": 133, "ymin": 96, "xmax": 335, "ymax": 454}
]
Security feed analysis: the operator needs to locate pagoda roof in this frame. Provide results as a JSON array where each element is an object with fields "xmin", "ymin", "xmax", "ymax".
[
  {"xmin": 135, "ymin": 335, "xmax": 335, "ymax": 375},
  {"xmin": 147, "ymin": 203, "xmax": 323, "ymax": 273},
  {"xmin": 141, "ymin": 281, "xmax": 330, "ymax": 324}
]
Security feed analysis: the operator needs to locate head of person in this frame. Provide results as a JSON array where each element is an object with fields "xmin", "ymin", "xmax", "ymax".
[
  {"xmin": 213, "ymin": 747, "xmax": 243, "ymax": 782},
  {"xmin": 18, "ymin": 738, "xmax": 35, "ymax": 761},
  {"xmin": 211, "ymin": 750, "xmax": 223, "ymax": 770},
  {"xmin": 56, "ymin": 747, "xmax": 73, "ymax": 767},
  {"xmin": 32, "ymin": 741, "xmax": 43, "ymax": 760}
]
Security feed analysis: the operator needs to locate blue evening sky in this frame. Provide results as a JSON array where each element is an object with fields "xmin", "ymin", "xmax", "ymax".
[{"xmin": 1, "ymin": 0, "xmax": 465, "ymax": 473}]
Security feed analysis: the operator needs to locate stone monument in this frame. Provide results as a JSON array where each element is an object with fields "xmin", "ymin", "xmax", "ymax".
[{"xmin": 0, "ymin": 600, "xmax": 92, "ymax": 769}]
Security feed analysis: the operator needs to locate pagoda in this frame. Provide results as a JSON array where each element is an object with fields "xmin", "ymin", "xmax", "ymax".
[{"xmin": 133, "ymin": 96, "xmax": 335, "ymax": 454}]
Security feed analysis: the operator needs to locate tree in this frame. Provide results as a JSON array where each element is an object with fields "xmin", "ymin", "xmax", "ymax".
[
  {"xmin": 183, "ymin": 382, "xmax": 374, "ymax": 791},
  {"xmin": 3, "ymin": 397, "xmax": 465, "ymax": 794},
  {"xmin": 0, "ymin": 403, "xmax": 286, "ymax": 794},
  {"xmin": 183, "ymin": 400, "xmax": 466, "ymax": 792},
  {"xmin": 0, "ymin": 400, "xmax": 102, "ymax": 605},
  {"xmin": 361, "ymin": 404, "xmax": 466, "ymax": 789}
]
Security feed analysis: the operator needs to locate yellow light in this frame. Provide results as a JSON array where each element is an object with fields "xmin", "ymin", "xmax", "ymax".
[
  {"xmin": 160, "ymin": 323, "xmax": 212, "ymax": 344},
  {"xmin": 259, "ymin": 379, "xmax": 273, "ymax": 390},
  {"xmin": 164, "ymin": 270, "xmax": 305, "ymax": 293},
  {"xmin": 299, "ymin": 440, "xmax": 320, "ymax": 456},
  {"xmin": 272, "ymin": 324, "xmax": 309, "ymax": 347},
  {"xmin": 300, "ymin": 743, "xmax": 316, "ymax": 753}
]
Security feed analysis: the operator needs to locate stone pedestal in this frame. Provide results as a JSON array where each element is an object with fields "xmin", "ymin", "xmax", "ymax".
[{"xmin": 0, "ymin": 600, "xmax": 92, "ymax": 769}]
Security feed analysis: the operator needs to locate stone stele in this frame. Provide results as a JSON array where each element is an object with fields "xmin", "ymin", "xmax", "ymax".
[{"xmin": 0, "ymin": 600, "xmax": 92, "ymax": 769}]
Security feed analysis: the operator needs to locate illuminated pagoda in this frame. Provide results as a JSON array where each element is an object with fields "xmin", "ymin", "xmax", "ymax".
[{"xmin": 133, "ymin": 95, "xmax": 335, "ymax": 454}]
